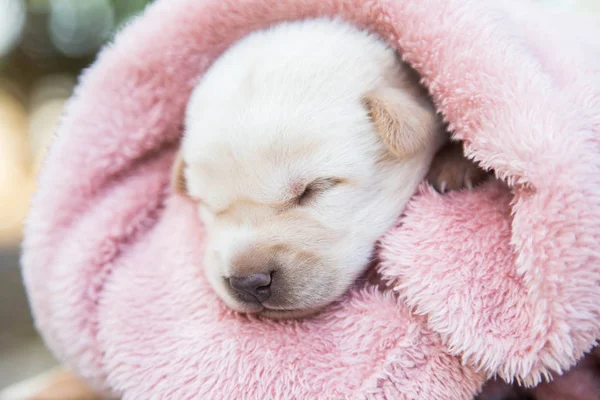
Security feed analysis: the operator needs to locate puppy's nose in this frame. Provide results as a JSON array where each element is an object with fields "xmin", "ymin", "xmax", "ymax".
[{"xmin": 229, "ymin": 273, "xmax": 272, "ymax": 303}]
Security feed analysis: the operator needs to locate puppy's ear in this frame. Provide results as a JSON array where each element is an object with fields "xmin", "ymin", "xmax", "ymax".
[
  {"xmin": 171, "ymin": 152, "xmax": 188, "ymax": 195},
  {"xmin": 363, "ymin": 87, "xmax": 441, "ymax": 158}
]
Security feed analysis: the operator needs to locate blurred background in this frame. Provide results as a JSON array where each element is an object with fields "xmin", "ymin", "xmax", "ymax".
[
  {"xmin": 0, "ymin": 0, "xmax": 153, "ymax": 391},
  {"xmin": 0, "ymin": 0, "xmax": 599, "ymax": 395}
]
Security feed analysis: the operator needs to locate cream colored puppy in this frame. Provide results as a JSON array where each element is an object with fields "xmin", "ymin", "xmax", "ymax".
[{"xmin": 173, "ymin": 19, "xmax": 483, "ymax": 318}]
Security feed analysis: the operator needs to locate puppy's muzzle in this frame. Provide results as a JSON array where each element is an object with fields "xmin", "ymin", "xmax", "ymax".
[
  {"xmin": 228, "ymin": 272, "xmax": 272, "ymax": 303},
  {"xmin": 225, "ymin": 244, "xmax": 321, "ymax": 312}
]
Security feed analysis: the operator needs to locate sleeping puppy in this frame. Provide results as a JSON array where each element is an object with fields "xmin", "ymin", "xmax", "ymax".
[{"xmin": 173, "ymin": 18, "xmax": 486, "ymax": 318}]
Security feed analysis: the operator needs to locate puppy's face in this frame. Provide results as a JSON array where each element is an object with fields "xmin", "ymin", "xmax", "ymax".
[{"xmin": 174, "ymin": 20, "xmax": 445, "ymax": 318}]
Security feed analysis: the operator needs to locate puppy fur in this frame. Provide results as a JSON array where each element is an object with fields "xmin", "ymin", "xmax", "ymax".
[{"xmin": 174, "ymin": 18, "xmax": 477, "ymax": 318}]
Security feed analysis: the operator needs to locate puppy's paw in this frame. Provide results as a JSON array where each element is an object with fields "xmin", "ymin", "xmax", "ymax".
[{"xmin": 427, "ymin": 141, "xmax": 488, "ymax": 193}]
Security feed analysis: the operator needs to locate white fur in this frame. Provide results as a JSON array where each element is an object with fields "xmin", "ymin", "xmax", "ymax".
[{"xmin": 180, "ymin": 19, "xmax": 444, "ymax": 317}]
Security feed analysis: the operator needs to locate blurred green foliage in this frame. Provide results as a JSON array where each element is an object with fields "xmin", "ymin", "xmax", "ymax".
[{"xmin": 0, "ymin": 0, "xmax": 153, "ymax": 95}]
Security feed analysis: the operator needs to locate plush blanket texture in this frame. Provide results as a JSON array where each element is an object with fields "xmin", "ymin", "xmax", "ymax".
[{"xmin": 21, "ymin": 0, "xmax": 600, "ymax": 398}]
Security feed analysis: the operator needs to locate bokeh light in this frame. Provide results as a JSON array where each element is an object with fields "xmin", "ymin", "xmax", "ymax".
[
  {"xmin": 0, "ymin": 0, "xmax": 26, "ymax": 58},
  {"xmin": 49, "ymin": 0, "xmax": 115, "ymax": 57}
]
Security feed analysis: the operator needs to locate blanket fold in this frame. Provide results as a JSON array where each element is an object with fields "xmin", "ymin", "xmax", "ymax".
[{"xmin": 22, "ymin": 0, "xmax": 600, "ymax": 398}]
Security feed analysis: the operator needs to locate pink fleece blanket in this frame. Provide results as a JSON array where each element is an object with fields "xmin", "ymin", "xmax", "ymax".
[{"xmin": 21, "ymin": 0, "xmax": 600, "ymax": 398}]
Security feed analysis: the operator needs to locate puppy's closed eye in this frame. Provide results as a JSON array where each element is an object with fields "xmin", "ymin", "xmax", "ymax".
[{"xmin": 295, "ymin": 178, "xmax": 343, "ymax": 206}]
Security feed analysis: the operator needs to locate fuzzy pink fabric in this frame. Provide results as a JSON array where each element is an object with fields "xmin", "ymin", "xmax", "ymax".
[{"xmin": 21, "ymin": 0, "xmax": 600, "ymax": 399}]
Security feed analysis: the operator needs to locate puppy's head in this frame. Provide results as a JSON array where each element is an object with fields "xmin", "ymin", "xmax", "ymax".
[{"xmin": 174, "ymin": 19, "xmax": 445, "ymax": 318}]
